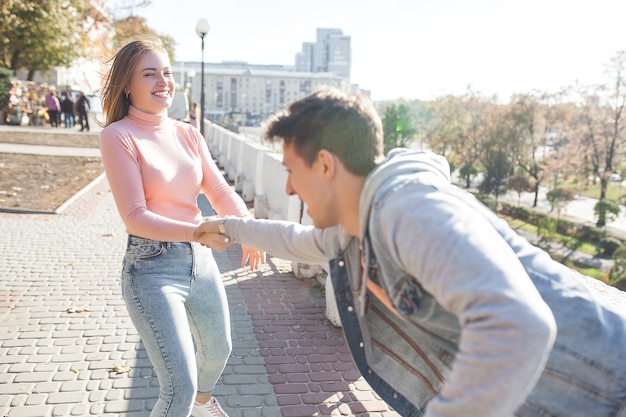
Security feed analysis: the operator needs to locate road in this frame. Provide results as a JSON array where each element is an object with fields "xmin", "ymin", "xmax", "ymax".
[{"xmin": 499, "ymin": 185, "xmax": 626, "ymax": 239}]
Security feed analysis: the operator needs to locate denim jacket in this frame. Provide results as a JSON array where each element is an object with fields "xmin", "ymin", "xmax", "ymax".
[{"xmin": 227, "ymin": 149, "xmax": 626, "ymax": 417}]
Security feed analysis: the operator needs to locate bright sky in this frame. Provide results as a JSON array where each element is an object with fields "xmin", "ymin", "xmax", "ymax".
[{"xmin": 117, "ymin": 0, "xmax": 626, "ymax": 102}]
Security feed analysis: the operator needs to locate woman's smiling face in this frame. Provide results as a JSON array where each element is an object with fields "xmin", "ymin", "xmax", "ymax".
[{"xmin": 126, "ymin": 49, "xmax": 175, "ymax": 114}]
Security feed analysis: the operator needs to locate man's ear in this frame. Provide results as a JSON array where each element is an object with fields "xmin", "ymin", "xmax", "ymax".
[{"xmin": 317, "ymin": 149, "xmax": 336, "ymax": 179}]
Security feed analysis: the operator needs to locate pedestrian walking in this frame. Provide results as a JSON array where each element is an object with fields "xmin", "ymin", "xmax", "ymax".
[
  {"xmin": 45, "ymin": 91, "xmax": 60, "ymax": 127},
  {"xmin": 61, "ymin": 92, "xmax": 75, "ymax": 128},
  {"xmin": 76, "ymin": 92, "xmax": 90, "ymax": 131},
  {"xmin": 189, "ymin": 101, "xmax": 200, "ymax": 129},
  {"xmin": 99, "ymin": 37, "xmax": 265, "ymax": 417},
  {"xmin": 195, "ymin": 87, "xmax": 626, "ymax": 417}
]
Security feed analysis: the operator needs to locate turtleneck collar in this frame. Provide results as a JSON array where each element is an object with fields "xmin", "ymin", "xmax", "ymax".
[{"xmin": 127, "ymin": 105, "xmax": 171, "ymax": 128}]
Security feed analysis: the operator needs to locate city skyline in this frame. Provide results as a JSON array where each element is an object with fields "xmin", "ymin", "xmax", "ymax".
[{"xmin": 120, "ymin": 0, "xmax": 626, "ymax": 102}]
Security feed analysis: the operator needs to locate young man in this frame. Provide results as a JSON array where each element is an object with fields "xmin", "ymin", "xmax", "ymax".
[{"xmin": 195, "ymin": 87, "xmax": 626, "ymax": 417}]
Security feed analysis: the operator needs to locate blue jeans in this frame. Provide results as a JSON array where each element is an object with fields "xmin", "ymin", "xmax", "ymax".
[{"xmin": 121, "ymin": 235, "xmax": 231, "ymax": 417}]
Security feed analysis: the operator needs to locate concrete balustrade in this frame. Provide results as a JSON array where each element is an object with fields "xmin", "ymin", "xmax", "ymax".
[
  {"xmin": 202, "ymin": 120, "xmax": 625, "ymax": 326},
  {"xmin": 206, "ymin": 122, "xmax": 302, "ymax": 222},
  {"xmin": 204, "ymin": 121, "xmax": 341, "ymax": 325}
]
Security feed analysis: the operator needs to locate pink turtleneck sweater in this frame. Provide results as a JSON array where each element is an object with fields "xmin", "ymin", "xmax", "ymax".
[{"xmin": 99, "ymin": 106, "xmax": 249, "ymax": 242}]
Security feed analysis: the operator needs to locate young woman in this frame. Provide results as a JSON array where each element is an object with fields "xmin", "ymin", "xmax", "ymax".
[{"xmin": 99, "ymin": 37, "xmax": 264, "ymax": 417}]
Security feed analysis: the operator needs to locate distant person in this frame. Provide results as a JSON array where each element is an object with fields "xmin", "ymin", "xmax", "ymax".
[
  {"xmin": 195, "ymin": 87, "xmax": 626, "ymax": 417},
  {"xmin": 45, "ymin": 91, "xmax": 60, "ymax": 127},
  {"xmin": 76, "ymin": 92, "xmax": 90, "ymax": 132},
  {"xmin": 60, "ymin": 92, "xmax": 75, "ymax": 128},
  {"xmin": 99, "ymin": 37, "xmax": 265, "ymax": 417},
  {"xmin": 189, "ymin": 101, "xmax": 200, "ymax": 129}
]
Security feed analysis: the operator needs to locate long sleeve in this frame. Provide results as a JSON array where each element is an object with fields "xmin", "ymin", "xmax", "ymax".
[
  {"xmin": 376, "ymin": 183, "xmax": 556, "ymax": 417},
  {"xmin": 198, "ymin": 135, "xmax": 249, "ymax": 219},
  {"xmin": 100, "ymin": 107, "xmax": 248, "ymax": 242},
  {"xmin": 226, "ymin": 217, "xmax": 336, "ymax": 266}
]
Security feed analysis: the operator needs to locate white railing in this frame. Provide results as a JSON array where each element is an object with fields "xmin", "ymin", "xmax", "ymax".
[
  {"xmin": 204, "ymin": 120, "xmax": 341, "ymax": 326},
  {"xmin": 205, "ymin": 122, "xmax": 302, "ymax": 222}
]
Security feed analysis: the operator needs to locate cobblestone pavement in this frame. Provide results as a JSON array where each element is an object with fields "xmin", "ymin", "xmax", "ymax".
[{"xmin": 0, "ymin": 174, "xmax": 399, "ymax": 417}]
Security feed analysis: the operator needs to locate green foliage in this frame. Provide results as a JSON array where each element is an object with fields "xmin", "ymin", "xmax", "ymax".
[
  {"xmin": 508, "ymin": 174, "xmax": 533, "ymax": 205},
  {"xmin": 597, "ymin": 237, "xmax": 622, "ymax": 257},
  {"xmin": 546, "ymin": 187, "xmax": 575, "ymax": 215},
  {"xmin": 0, "ymin": 67, "xmax": 13, "ymax": 113},
  {"xmin": 112, "ymin": 16, "xmax": 177, "ymax": 63},
  {"xmin": 594, "ymin": 200, "xmax": 620, "ymax": 227},
  {"xmin": 559, "ymin": 259, "xmax": 607, "ymax": 281},
  {"xmin": 499, "ymin": 202, "xmax": 608, "ymax": 242},
  {"xmin": 478, "ymin": 148, "xmax": 510, "ymax": 200},
  {"xmin": 0, "ymin": 0, "xmax": 86, "ymax": 72},
  {"xmin": 382, "ymin": 103, "xmax": 415, "ymax": 154},
  {"xmin": 459, "ymin": 164, "xmax": 478, "ymax": 189},
  {"xmin": 536, "ymin": 216, "xmax": 557, "ymax": 252},
  {"xmin": 609, "ymin": 246, "xmax": 626, "ymax": 286}
]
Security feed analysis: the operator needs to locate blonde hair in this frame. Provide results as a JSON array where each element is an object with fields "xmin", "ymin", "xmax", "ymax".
[{"xmin": 100, "ymin": 37, "xmax": 168, "ymax": 126}]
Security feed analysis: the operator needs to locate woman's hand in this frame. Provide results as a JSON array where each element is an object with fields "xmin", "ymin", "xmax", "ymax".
[
  {"xmin": 194, "ymin": 216, "xmax": 233, "ymax": 251},
  {"xmin": 194, "ymin": 216, "xmax": 266, "ymax": 270}
]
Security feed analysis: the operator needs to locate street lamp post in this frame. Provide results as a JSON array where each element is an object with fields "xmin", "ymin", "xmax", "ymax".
[{"xmin": 195, "ymin": 18, "xmax": 210, "ymax": 137}]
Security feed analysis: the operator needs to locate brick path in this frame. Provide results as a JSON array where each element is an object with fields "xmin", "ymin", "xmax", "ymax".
[{"xmin": 0, "ymin": 173, "xmax": 399, "ymax": 417}]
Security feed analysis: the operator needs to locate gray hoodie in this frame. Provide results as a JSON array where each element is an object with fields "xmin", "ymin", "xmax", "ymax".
[{"xmin": 227, "ymin": 149, "xmax": 626, "ymax": 417}]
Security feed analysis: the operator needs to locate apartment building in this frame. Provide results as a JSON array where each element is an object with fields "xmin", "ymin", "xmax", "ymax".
[
  {"xmin": 175, "ymin": 28, "xmax": 355, "ymax": 126},
  {"xmin": 175, "ymin": 62, "xmax": 349, "ymax": 126}
]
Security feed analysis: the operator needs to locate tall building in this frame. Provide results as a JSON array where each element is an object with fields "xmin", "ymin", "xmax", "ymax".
[
  {"xmin": 295, "ymin": 43, "xmax": 315, "ymax": 73},
  {"xmin": 295, "ymin": 28, "xmax": 351, "ymax": 79},
  {"xmin": 173, "ymin": 27, "xmax": 356, "ymax": 126},
  {"xmin": 174, "ymin": 61, "xmax": 349, "ymax": 126}
]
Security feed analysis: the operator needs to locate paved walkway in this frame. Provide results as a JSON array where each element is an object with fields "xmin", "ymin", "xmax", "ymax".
[
  {"xmin": 1, "ymin": 125, "xmax": 624, "ymax": 417},
  {"xmin": 0, "ymin": 142, "xmax": 101, "ymax": 157},
  {"xmin": 0, "ymin": 145, "xmax": 398, "ymax": 416}
]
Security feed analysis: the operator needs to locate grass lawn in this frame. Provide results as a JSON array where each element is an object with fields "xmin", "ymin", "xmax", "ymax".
[{"xmin": 504, "ymin": 216, "xmax": 608, "ymax": 281}]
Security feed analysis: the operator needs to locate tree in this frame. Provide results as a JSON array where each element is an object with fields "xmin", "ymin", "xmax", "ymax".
[
  {"xmin": 573, "ymin": 52, "xmax": 626, "ymax": 202},
  {"xmin": 452, "ymin": 90, "xmax": 492, "ymax": 187},
  {"xmin": 504, "ymin": 93, "xmax": 542, "ymax": 205},
  {"xmin": 0, "ymin": 67, "xmax": 13, "ymax": 114},
  {"xmin": 479, "ymin": 147, "xmax": 511, "ymax": 203},
  {"xmin": 478, "ymin": 106, "xmax": 516, "ymax": 203},
  {"xmin": 0, "ymin": 0, "xmax": 87, "ymax": 77},
  {"xmin": 508, "ymin": 174, "xmax": 533, "ymax": 206},
  {"xmin": 608, "ymin": 246, "xmax": 626, "ymax": 290},
  {"xmin": 594, "ymin": 200, "xmax": 620, "ymax": 228},
  {"xmin": 382, "ymin": 103, "xmax": 415, "ymax": 154},
  {"xmin": 459, "ymin": 164, "xmax": 478, "ymax": 189},
  {"xmin": 425, "ymin": 89, "xmax": 493, "ymax": 189},
  {"xmin": 423, "ymin": 94, "xmax": 465, "ymax": 157},
  {"xmin": 110, "ymin": 16, "xmax": 176, "ymax": 63},
  {"xmin": 546, "ymin": 187, "xmax": 575, "ymax": 219}
]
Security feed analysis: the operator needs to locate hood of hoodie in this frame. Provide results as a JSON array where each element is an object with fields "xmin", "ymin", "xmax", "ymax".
[{"xmin": 358, "ymin": 148, "xmax": 451, "ymax": 239}]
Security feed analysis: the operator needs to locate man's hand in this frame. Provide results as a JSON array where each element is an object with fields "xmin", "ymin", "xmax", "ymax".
[
  {"xmin": 194, "ymin": 216, "xmax": 266, "ymax": 270},
  {"xmin": 194, "ymin": 216, "xmax": 233, "ymax": 251}
]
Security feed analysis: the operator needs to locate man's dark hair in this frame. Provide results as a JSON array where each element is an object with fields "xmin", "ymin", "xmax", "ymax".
[{"xmin": 264, "ymin": 87, "xmax": 384, "ymax": 176}]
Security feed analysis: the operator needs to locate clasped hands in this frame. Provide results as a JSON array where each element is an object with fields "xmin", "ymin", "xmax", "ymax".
[{"xmin": 194, "ymin": 215, "xmax": 266, "ymax": 271}]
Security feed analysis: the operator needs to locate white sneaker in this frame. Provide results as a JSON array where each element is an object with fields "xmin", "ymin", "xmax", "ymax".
[{"xmin": 192, "ymin": 397, "xmax": 229, "ymax": 417}]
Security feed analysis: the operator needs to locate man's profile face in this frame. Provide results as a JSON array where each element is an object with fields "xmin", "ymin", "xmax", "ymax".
[{"xmin": 282, "ymin": 142, "xmax": 337, "ymax": 229}]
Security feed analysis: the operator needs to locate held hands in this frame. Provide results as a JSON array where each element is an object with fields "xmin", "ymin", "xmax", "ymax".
[
  {"xmin": 194, "ymin": 216, "xmax": 266, "ymax": 271},
  {"xmin": 194, "ymin": 216, "xmax": 233, "ymax": 251}
]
